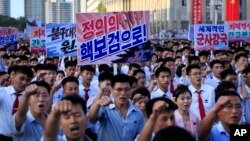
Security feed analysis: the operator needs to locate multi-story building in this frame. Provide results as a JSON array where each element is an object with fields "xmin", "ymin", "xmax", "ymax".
[
  {"xmin": 0, "ymin": 0, "xmax": 10, "ymax": 16},
  {"xmin": 86, "ymin": 0, "xmax": 101, "ymax": 12},
  {"xmin": 24, "ymin": 0, "xmax": 46, "ymax": 24}
]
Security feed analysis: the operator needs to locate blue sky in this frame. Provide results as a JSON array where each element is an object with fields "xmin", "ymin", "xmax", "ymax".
[{"xmin": 11, "ymin": 0, "xmax": 24, "ymax": 18}]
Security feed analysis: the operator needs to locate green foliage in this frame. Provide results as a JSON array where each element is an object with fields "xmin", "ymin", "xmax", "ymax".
[
  {"xmin": 0, "ymin": 15, "xmax": 26, "ymax": 31},
  {"xmin": 98, "ymin": 2, "xmax": 107, "ymax": 12}
]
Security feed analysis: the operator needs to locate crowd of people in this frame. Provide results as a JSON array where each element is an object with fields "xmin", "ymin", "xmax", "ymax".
[{"xmin": 0, "ymin": 39, "xmax": 249, "ymax": 141}]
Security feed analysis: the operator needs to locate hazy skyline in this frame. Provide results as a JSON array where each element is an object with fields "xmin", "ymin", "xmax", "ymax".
[{"xmin": 11, "ymin": 0, "xmax": 24, "ymax": 18}]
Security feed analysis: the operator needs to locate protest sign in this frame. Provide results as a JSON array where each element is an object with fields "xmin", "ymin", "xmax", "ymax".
[
  {"xmin": 30, "ymin": 27, "xmax": 45, "ymax": 53},
  {"xmin": 194, "ymin": 24, "xmax": 228, "ymax": 51},
  {"xmin": 46, "ymin": 23, "xmax": 77, "ymax": 57},
  {"xmin": 0, "ymin": 27, "xmax": 18, "ymax": 49},
  {"xmin": 76, "ymin": 11, "xmax": 151, "ymax": 65},
  {"xmin": 227, "ymin": 20, "xmax": 250, "ymax": 42}
]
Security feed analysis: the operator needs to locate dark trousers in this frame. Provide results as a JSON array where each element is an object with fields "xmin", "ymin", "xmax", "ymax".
[{"xmin": 0, "ymin": 134, "xmax": 13, "ymax": 141}]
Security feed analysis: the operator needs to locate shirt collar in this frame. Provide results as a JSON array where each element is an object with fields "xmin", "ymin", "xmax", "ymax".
[
  {"xmin": 108, "ymin": 101, "xmax": 137, "ymax": 113},
  {"xmin": 217, "ymin": 122, "xmax": 229, "ymax": 136},
  {"xmin": 212, "ymin": 73, "xmax": 220, "ymax": 82},
  {"xmin": 189, "ymin": 84, "xmax": 206, "ymax": 93},
  {"xmin": 27, "ymin": 110, "xmax": 37, "ymax": 123},
  {"xmin": 9, "ymin": 86, "xmax": 24, "ymax": 95},
  {"xmin": 157, "ymin": 87, "xmax": 170, "ymax": 95}
]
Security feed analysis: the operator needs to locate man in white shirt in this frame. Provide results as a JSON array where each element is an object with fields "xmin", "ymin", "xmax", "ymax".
[
  {"xmin": 0, "ymin": 65, "xmax": 33, "ymax": 141},
  {"xmin": 205, "ymin": 60, "xmax": 223, "ymax": 88},
  {"xmin": 151, "ymin": 67, "xmax": 173, "ymax": 99},
  {"xmin": 186, "ymin": 64, "xmax": 215, "ymax": 120}
]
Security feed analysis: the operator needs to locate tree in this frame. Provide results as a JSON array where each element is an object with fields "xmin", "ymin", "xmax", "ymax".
[
  {"xmin": 0, "ymin": 15, "xmax": 26, "ymax": 31},
  {"xmin": 98, "ymin": 2, "xmax": 107, "ymax": 12}
]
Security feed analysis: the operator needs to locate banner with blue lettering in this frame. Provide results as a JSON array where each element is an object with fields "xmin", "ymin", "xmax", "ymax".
[
  {"xmin": 194, "ymin": 24, "xmax": 229, "ymax": 51},
  {"xmin": 46, "ymin": 24, "xmax": 77, "ymax": 57},
  {"xmin": 76, "ymin": 11, "xmax": 151, "ymax": 65},
  {"xmin": 0, "ymin": 27, "xmax": 18, "ymax": 48}
]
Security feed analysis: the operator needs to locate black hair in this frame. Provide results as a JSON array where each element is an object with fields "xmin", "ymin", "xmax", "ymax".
[
  {"xmin": 2, "ymin": 54, "xmax": 9, "ymax": 59},
  {"xmin": 220, "ymin": 69, "xmax": 236, "ymax": 80},
  {"xmin": 30, "ymin": 58, "xmax": 38, "ymax": 62},
  {"xmin": 173, "ymin": 85, "xmax": 192, "ymax": 100},
  {"xmin": 62, "ymin": 95, "xmax": 87, "ymax": 114},
  {"xmin": 186, "ymin": 64, "xmax": 200, "ymax": 75},
  {"xmin": 57, "ymin": 70, "xmax": 65, "ymax": 76},
  {"xmin": 61, "ymin": 76, "xmax": 79, "ymax": 88},
  {"xmin": 215, "ymin": 81, "xmax": 236, "ymax": 99},
  {"xmin": 153, "ymin": 126, "xmax": 195, "ymax": 141},
  {"xmin": 44, "ymin": 57, "xmax": 54, "ymax": 64},
  {"xmin": 13, "ymin": 65, "xmax": 34, "ymax": 78},
  {"xmin": 188, "ymin": 56, "xmax": 200, "ymax": 65},
  {"xmin": 131, "ymin": 87, "xmax": 150, "ymax": 101},
  {"xmin": 128, "ymin": 63, "xmax": 140, "ymax": 70},
  {"xmin": 98, "ymin": 64, "xmax": 110, "ymax": 73},
  {"xmin": 80, "ymin": 65, "xmax": 95, "ymax": 73},
  {"xmin": 132, "ymin": 69, "xmax": 145, "ymax": 77},
  {"xmin": 151, "ymin": 53, "xmax": 158, "ymax": 59},
  {"xmin": 19, "ymin": 55, "xmax": 29, "ymax": 61},
  {"xmin": 0, "ymin": 71, "xmax": 7, "ymax": 76},
  {"xmin": 31, "ymin": 81, "xmax": 51, "ymax": 94},
  {"xmin": 213, "ymin": 50, "xmax": 223, "ymax": 56},
  {"xmin": 242, "ymin": 66, "xmax": 250, "ymax": 75},
  {"xmin": 198, "ymin": 51, "xmax": 209, "ymax": 57},
  {"xmin": 34, "ymin": 64, "xmax": 45, "ymax": 73},
  {"xmin": 235, "ymin": 53, "xmax": 248, "ymax": 62},
  {"xmin": 44, "ymin": 64, "xmax": 57, "ymax": 72},
  {"xmin": 215, "ymin": 89, "xmax": 241, "ymax": 102},
  {"xmin": 175, "ymin": 64, "xmax": 186, "ymax": 77},
  {"xmin": 111, "ymin": 74, "xmax": 132, "ymax": 88},
  {"xmin": 130, "ymin": 76, "xmax": 138, "ymax": 84},
  {"xmin": 209, "ymin": 60, "xmax": 223, "ymax": 69},
  {"xmin": 162, "ymin": 57, "xmax": 175, "ymax": 65},
  {"xmin": 155, "ymin": 67, "xmax": 171, "ymax": 78},
  {"xmin": 98, "ymin": 72, "xmax": 113, "ymax": 82},
  {"xmin": 174, "ymin": 56, "xmax": 182, "ymax": 61},
  {"xmin": 65, "ymin": 60, "xmax": 76, "ymax": 69}
]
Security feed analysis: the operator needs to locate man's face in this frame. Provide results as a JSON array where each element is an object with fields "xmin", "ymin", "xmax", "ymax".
[
  {"xmin": 188, "ymin": 68, "xmax": 202, "ymax": 86},
  {"xmin": 12, "ymin": 72, "xmax": 32, "ymax": 93},
  {"xmin": 66, "ymin": 66, "xmax": 76, "ymax": 77},
  {"xmin": 3, "ymin": 58, "xmax": 9, "ymax": 66},
  {"xmin": 154, "ymin": 111, "xmax": 175, "ymax": 133},
  {"xmin": 164, "ymin": 61, "xmax": 175, "ymax": 77},
  {"xmin": 44, "ymin": 70, "xmax": 57, "ymax": 86},
  {"xmin": 156, "ymin": 72, "xmax": 171, "ymax": 89},
  {"xmin": 81, "ymin": 70, "xmax": 94, "ymax": 84},
  {"xmin": 60, "ymin": 104, "xmax": 87, "ymax": 140},
  {"xmin": 224, "ymin": 74, "xmax": 237, "ymax": 87},
  {"xmin": 199, "ymin": 56, "xmax": 208, "ymax": 63},
  {"xmin": 29, "ymin": 86, "xmax": 49, "ymax": 114},
  {"xmin": 30, "ymin": 60, "xmax": 38, "ymax": 66},
  {"xmin": 63, "ymin": 82, "xmax": 79, "ymax": 96},
  {"xmin": 128, "ymin": 67, "xmax": 139, "ymax": 76},
  {"xmin": 166, "ymin": 51, "xmax": 174, "ymax": 58},
  {"xmin": 111, "ymin": 82, "xmax": 131, "ymax": 105},
  {"xmin": 212, "ymin": 63, "xmax": 223, "ymax": 78},
  {"xmin": 20, "ymin": 60, "xmax": 28, "ymax": 66},
  {"xmin": 175, "ymin": 58, "xmax": 182, "ymax": 67},
  {"xmin": 218, "ymin": 96, "xmax": 242, "ymax": 126},
  {"xmin": 135, "ymin": 72, "xmax": 146, "ymax": 88},
  {"xmin": 236, "ymin": 57, "xmax": 248, "ymax": 69}
]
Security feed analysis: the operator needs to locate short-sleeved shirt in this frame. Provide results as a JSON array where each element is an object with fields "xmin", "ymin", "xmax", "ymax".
[
  {"xmin": 96, "ymin": 101, "xmax": 145, "ymax": 141},
  {"xmin": 12, "ymin": 111, "xmax": 45, "ymax": 141},
  {"xmin": 210, "ymin": 122, "xmax": 230, "ymax": 141}
]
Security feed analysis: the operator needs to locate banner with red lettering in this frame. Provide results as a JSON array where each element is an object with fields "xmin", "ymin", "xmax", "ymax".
[
  {"xmin": 0, "ymin": 27, "xmax": 18, "ymax": 49},
  {"xmin": 227, "ymin": 20, "xmax": 250, "ymax": 42},
  {"xmin": 76, "ymin": 11, "xmax": 151, "ymax": 65},
  {"xmin": 192, "ymin": 0, "xmax": 203, "ymax": 24},
  {"xmin": 194, "ymin": 24, "xmax": 229, "ymax": 51},
  {"xmin": 30, "ymin": 27, "xmax": 45, "ymax": 53}
]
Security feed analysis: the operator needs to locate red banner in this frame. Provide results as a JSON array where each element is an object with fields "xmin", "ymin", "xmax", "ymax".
[
  {"xmin": 226, "ymin": 0, "xmax": 239, "ymax": 21},
  {"xmin": 192, "ymin": 0, "xmax": 203, "ymax": 24}
]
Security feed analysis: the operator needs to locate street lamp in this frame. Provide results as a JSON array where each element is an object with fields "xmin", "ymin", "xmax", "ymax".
[{"xmin": 210, "ymin": 0, "xmax": 223, "ymax": 24}]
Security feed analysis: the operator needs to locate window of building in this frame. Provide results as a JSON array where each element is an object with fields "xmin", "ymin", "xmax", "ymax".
[
  {"xmin": 182, "ymin": 0, "xmax": 187, "ymax": 6},
  {"xmin": 206, "ymin": 0, "xmax": 210, "ymax": 6},
  {"xmin": 206, "ymin": 12, "xmax": 210, "ymax": 21},
  {"xmin": 218, "ymin": 12, "xmax": 222, "ymax": 20}
]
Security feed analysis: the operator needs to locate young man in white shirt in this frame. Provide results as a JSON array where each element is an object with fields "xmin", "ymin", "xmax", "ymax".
[
  {"xmin": 151, "ymin": 67, "xmax": 173, "ymax": 99},
  {"xmin": 205, "ymin": 60, "xmax": 223, "ymax": 88},
  {"xmin": 186, "ymin": 64, "xmax": 215, "ymax": 120},
  {"xmin": 0, "ymin": 65, "xmax": 33, "ymax": 141}
]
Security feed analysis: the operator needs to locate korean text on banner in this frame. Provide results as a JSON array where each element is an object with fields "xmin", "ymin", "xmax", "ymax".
[
  {"xmin": 46, "ymin": 24, "xmax": 77, "ymax": 57},
  {"xmin": 192, "ymin": 0, "xmax": 203, "ymax": 24},
  {"xmin": 0, "ymin": 27, "xmax": 18, "ymax": 48},
  {"xmin": 76, "ymin": 11, "xmax": 151, "ymax": 65},
  {"xmin": 194, "ymin": 24, "xmax": 229, "ymax": 51},
  {"xmin": 30, "ymin": 27, "xmax": 45, "ymax": 53},
  {"xmin": 227, "ymin": 20, "xmax": 250, "ymax": 42}
]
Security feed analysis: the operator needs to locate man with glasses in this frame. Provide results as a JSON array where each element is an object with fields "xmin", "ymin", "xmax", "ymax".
[
  {"xmin": 198, "ymin": 90, "xmax": 243, "ymax": 141},
  {"xmin": 88, "ymin": 74, "xmax": 145, "ymax": 141},
  {"xmin": 186, "ymin": 64, "xmax": 215, "ymax": 120}
]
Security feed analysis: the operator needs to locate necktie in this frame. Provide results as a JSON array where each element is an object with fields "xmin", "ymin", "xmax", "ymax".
[
  {"xmin": 196, "ymin": 91, "xmax": 206, "ymax": 120},
  {"xmin": 84, "ymin": 89, "xmax": 89, "ymax": 101},
  {"xmin": 12, "ymin": 93, "xmax": 21, "ymax": 115},
  {"xmin": 170, "ymin": 80, "xmax": 175, "ymax": 94}
]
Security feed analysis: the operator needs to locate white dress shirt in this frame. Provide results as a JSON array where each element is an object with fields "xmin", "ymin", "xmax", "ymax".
[
  {"xmin": 0, "ymin": 86, "xmax": 24, "ymax": 137},
  {"xmin": 204, "ymin": 73, "xmax": 220, "ymax": 88},
  {"xmin": 151, "ymin": 87, "xmax": 173, "ymax": 100},
  {"xmin": 79, "ymin": 84, "xmax": 99, "ymax": 108},
  {"xmin": 188, "ymin": 84, "xmax": 215, "ymax": 120}
]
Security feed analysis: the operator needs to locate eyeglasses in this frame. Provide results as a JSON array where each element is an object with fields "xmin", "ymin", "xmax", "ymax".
[{"xmin": 113, "ymin": 87, "xmax": 131, "ymax": 92}]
